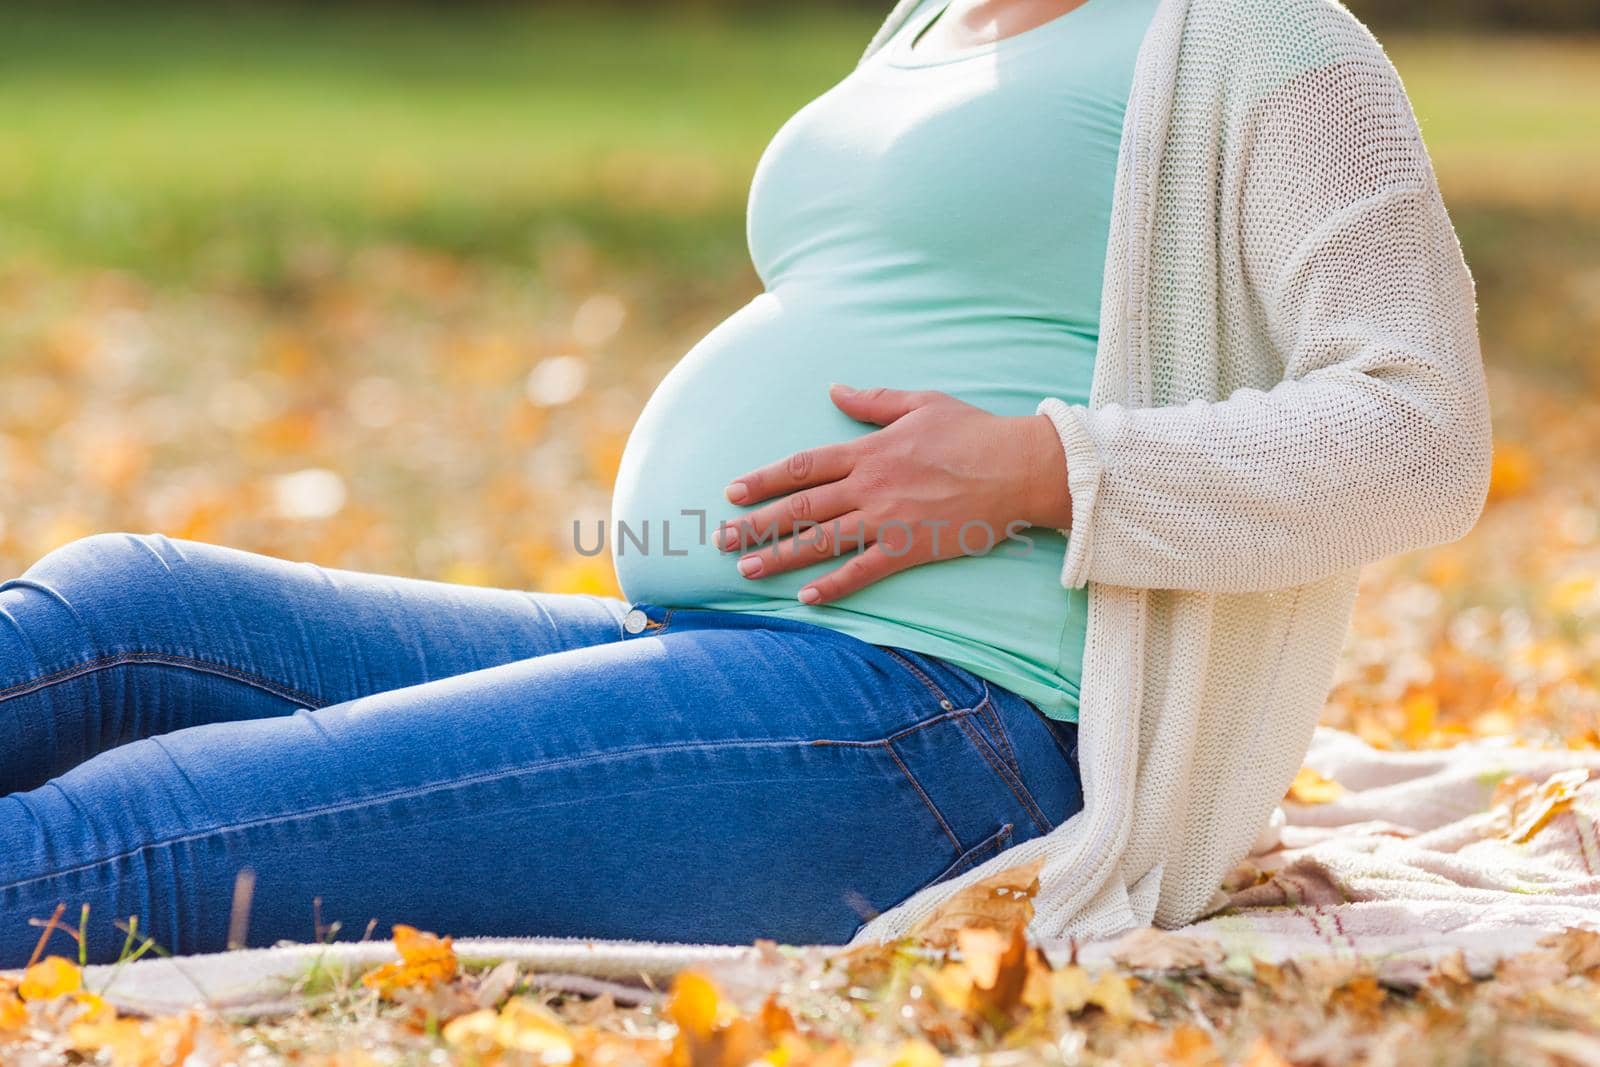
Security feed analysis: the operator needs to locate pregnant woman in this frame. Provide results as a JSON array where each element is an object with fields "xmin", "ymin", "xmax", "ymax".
[{"xmin": 0, "ymin": 0, "xmax": 1490, "ymax": 966}]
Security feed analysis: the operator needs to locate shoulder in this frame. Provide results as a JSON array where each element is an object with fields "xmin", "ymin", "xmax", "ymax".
[{"xmin": 1183, "ymin": 0, "xmax": 1398, "ymax": 89}]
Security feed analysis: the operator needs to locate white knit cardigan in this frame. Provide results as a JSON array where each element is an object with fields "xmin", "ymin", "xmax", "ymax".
[{"xmin": 847, "ymin": 0, "xmax": 1493, "ymax": 944}]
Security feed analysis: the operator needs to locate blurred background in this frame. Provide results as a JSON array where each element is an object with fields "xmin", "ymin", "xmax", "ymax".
[{"xmin": 0, "ymin": 2, "xmax": 1596, "ymax": 745}]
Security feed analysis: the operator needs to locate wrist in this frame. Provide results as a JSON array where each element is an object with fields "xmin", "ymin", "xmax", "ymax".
[{"xmin": 1015, "ymin": 414, "xmax": 1073, "ymax": 530}]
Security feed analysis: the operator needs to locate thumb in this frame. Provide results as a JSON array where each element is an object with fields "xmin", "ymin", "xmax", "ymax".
[{"xmin": 829, "ymin": 384, "xmax": 929, "ymax": 426}]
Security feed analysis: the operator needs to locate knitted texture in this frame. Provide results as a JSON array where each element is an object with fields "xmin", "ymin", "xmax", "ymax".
[{"xmin": 848, "ymin": 0, "xmax": 1492, "ymax": 944}]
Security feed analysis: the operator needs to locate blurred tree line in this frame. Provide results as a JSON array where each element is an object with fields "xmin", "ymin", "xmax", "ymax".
[
  {"xmin": 677, "ymin": 0, "xmax": 1600, "ymax": 30},
  {"xmin": 1339, "ymin": 0, "xmax": 1599, "ymax": 29}
]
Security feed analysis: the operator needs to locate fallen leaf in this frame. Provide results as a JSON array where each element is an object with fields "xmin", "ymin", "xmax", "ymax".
[
  {"xmin": 1241, "ymin": 1036, "xmax": 1294, "ymax": 1067},
  {"xmin": 1431, "ymin": 950, "xmax": 1477, "ymax": 991},
  {"xmin": 906, "ymin": 855, "xmax": 1043, "ymax": 948},
  {"xmin": 442, "ymin": 997, "xmax": 575, "ymax": 1061},
  {"xmin": 1329, "ymin": 974, "xmax": 1386, "ymax": 1021},
  {"xmin": 68, "ymin": 1012, "xmax": 206, "ymax": 1067},
  {"xmin": 1162, "ymin": 1024, "xmax": 1221, "ymax": 1067},
  {"xmin": 1540, "ymin": 928, "xmax": 1600, "ymax": 976},
  {"xmin": 19, "ymin": 956, "xmax": 82, "ymax": 1001},
  {"xmin": 758, "ymin": 993, "xmax": 795, "ymax": 1038},
  {"xmin": 666, "ymin": 972, "xmax": 770, "ymax": 1067},
  {"xmin": 667, "ymin": 971, "xmax": 723, "ymax": 1039},
  {"xmin": 1087, "ymin": 971, "xmax": 1146, "ymax": 1023},
  {"xmin": 886, "ymin": 1037, "xmax": 943, "ymax": 1067},
  {"xmin": 1491, "ymin": 768, "xmax": 1591, "ymax": 843},
  {"xmin": 1285, "ymin": 766, "xmax": 1344, "ymax": 805},
  {"xmin": 1106, "ymin": 927, "xmax": 1225, "ymax": 970},
  {"xmin": 360, "ymin": 925, "xmax": 458, "ymax": 997},
  {"xmin": 0, "ymin": 992, "xmax": 26, "ymax": 1033}
]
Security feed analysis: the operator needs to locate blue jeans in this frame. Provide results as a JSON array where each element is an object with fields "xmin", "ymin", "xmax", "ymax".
[{"xmin": 0, "ymin": 533, "xmax": 1082, "ymax": 966}]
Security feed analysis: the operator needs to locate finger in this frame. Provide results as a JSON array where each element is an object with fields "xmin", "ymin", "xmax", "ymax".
[
  {"xmin": 725, "ymin": 442, "xmax": 856, "ymax": 506},
  {"xmin": 715, "ymin": 481, "xmax": 857, "ymax": 553},
  {"xmin": 798, "ymin": 544, "xmax": 920, "ymax": 605},
  {"xmin": 828, "ymin": 384, "xmax": 937, "ymax": 427},
  {"xmin": 734, "ymin": 512, "xmax": 872, "ymax": 579}
]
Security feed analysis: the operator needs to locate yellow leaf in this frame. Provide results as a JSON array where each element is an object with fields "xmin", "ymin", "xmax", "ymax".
[
  {"xmin": 1087, "ymin": 971, "xmax": 1143, "ymax": 1022},
  {"xmin": 360, "ymin": 925, "xmax": 457, "ymax": 997},
  {"xmin": 69, "ymin": 1012, "xmax": 204, "ymax": 1067},
  {"xmin": 1285, "ymin": 766, "xmax": 1345, "ymax": 805},
  {"xmin": 1049, "ymin": 966, "xmax": 1094, "ymax": 1013},
  {"xmin": 70, "ymin": 991, "xmax": 114, "ymax": 1023},
  {"xmin": 666, "ymin": 971, "xmax": 723, "ymax": 1039},
  {"xmin": 906, "ymin": 855, "xmax": 1043, "ymax": 948},
  {"xmin": 0, "ymin": 992, "xmax": 26, "ymax": 1033},
  {"xmin": 19, "ymin": 956, "xmax": 82, "ymax": 1001},
  {"xmin": 443, "ymin": 997, "xmax": 575, "ymax": 1061},
  {"xmin": 1401, "ymin": 691, "xmax": 1439, "ymax": 747},
  {"xmin": 1493, "ymin": 768, "xmax": 1591, "ymax": 843},
  {"xmin": 887, "ymin": 1038, "xmax": 943, "ymax": 1067},
  {"xmin": 955, "ymin": 927, "xmax": 1008, "ymax": 989}
]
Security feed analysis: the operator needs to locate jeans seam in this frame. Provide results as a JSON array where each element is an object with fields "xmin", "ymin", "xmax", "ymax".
[
  {"xmin": 0, "ymin": 733, "xmax": 909, "ymax": 895},
  {"xmin": 920, "ymin": 821, "xmax": 1013, "ymax": 895},
  {"xmin": 879, "ymin": 647, "xmax": 956, "ymax": 708},
  {"xmin": 884, "ymin": 740, "xmax": 964, "ymax": 854},
  {"xmin": 956, "ymin": 715, "xmax": 1054, "ymax": 836},
  {"xmin": 977, "ymin": 694, "xmax": 1019, "ymax": 775},
  {"xmin": 0, "ymin": 651, "xmax": 328, "ymax": 710},
  {"xmin": 805, "ymin": 707, "xmax": 967, "ymax": 748}
]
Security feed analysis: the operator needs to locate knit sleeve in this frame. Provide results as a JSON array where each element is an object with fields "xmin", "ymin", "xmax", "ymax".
[{"xmin": 1038, "ymin": 42, "xmax": 1493, "ymax": 594}]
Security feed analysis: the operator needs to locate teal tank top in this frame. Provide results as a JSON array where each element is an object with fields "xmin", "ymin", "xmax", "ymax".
[{"xmin": 610, "ymin": 0, "xmax": 1158, "ymax": 721}]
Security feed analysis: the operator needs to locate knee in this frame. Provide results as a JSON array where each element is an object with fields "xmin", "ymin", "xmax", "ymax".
[
  {"xmin": 9, "ymin": 533, "xmax": 185, "ymax": 646},
  {"xmin": 24, "ymin": 532, "xmax": 174, "ymax": 587}
]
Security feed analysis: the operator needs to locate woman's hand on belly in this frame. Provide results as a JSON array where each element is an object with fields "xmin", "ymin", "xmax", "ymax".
[{"xmin": 715, "ymin": 384, "xmax": 1074, "ymax": 605}]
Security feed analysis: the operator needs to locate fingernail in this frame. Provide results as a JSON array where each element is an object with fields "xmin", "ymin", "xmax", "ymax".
[
  {"xmin": 737, "ymin": 555, "xmax": 763, "ymax": 578},
  {"xmin": 831, "ymin": 383, "xmax": 853, "ymax": 394},
  {"xmin": 798, "ymin": 587, "xmax": 821, "ymax": 604},
  {"xmin": 714, "ymin": 527, "xmax": 735, "ymax": 552},
  {"xmin": 725, "ymin": 482, "xmax": 749, "ymax": 504}
]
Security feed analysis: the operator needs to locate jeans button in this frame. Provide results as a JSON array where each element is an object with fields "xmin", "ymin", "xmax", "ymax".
[{"xmin": 622, "ymin": 608, "xmax": 649, "ymax": 635}]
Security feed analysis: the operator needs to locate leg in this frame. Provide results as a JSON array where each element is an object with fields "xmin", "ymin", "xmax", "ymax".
[
  {"xmin": 0, "ymin": 607, "xmax": 1083, "ymax": 964},
  {"xmin": 0, "ymin": 533, "xmax": 628, "ymax": 794}
]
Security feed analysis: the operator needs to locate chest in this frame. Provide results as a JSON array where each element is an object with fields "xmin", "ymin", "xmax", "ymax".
[{"xmin": 746, "ymin": 0, "xmax": 1154, "ymax": 294}]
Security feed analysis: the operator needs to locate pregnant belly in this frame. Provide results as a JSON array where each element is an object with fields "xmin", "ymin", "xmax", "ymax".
[
  {"xmin": 610, "ymin": 287, "xmax": 1079, "ymax": 625},
  {"xmin": 609, "ymin": 290, "xmax": 1089, "ymax": 714}
]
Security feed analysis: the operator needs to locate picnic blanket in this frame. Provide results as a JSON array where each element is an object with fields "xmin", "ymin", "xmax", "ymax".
[
  {"xmin": 1179, "ymin": 726, "xmax": 1600, "ymax": 981},
  {"xmin": 39, "ymin": 728, "xmax": 1600, "ymax": 1016}
]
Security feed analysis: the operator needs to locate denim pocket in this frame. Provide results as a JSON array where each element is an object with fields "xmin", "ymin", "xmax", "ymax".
[{"xmin": 916, "ymin": 821, "xmax": 1015, "ymax": 896}]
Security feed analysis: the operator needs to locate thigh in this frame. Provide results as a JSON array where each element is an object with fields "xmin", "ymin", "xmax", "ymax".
[
  {"xmin": 0, "ymin": 532, "xmax": 628, "ymax": 791},
  {"xmin": 0, "ymin": 609, "xmax": 1083, "ymax": 964}
]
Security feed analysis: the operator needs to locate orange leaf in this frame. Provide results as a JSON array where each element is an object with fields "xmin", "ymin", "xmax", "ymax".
[
  {"xmin": 666, "ymin": 971, "xmax": 723, "ymax": 1039},
  {"xmin": 0, "ymin": 992, "xmax": 26, "ymax": 1033},
  {"xmin": 19, "ymin": 956, "xmax": 82, "ymax": 1001},
  {"xmin": 360, "ymin": 925, "xmax": 457, "ymax": 997}
]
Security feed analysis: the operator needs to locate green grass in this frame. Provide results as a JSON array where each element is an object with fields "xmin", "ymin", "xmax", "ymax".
[
  {"xmin": 1, "ymin": 5, "xmax": 1596, "ymax": 285},
  {"xmin": 0, "ymin": 4, "xmax": 876, "ymax": 280}
]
